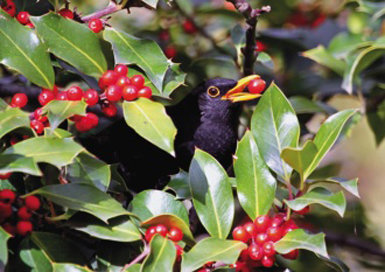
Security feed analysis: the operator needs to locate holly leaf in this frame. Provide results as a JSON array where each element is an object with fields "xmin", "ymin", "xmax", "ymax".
[
  {"xmin": 274, "ymin": 229, "xmax": 328, "ymax": 259},
  {"xmin": 307, "ymin": 177, "xmax": 360, "ymax": 198},
  {"xmin": 43, "ymin": 100, "xmax": 87, "ymax": 131},
  {"xmin": 122, "ymin": 99, "xmax": 176, "ymax": 155},
  {"xmin": 0, "ymin": 154, "xmax": 42, "ymax": 176},
  {"xmin": 0, "ymin": 107, "xmax": 30, "ymax": 139},
  {"xmin": 0, "ymin": 227, "xmax": 11, "ymax": 270},
  {"xmin": 189, "ymin": 149, "xmax": 234, "ymax": 239},
  {"xmin": 31, "ymin": 13, "xmax": 107, "ymax": 77},
  {"xmin": 141, "ymin": 235, "xmax": 176, "ymax": 272},
  {"xmin": 0, "ymin": 10, "xmax": 54, "ymax": 89},
  {"xmin": 302, "ymin": 45, "xmax": 346, "ymax": 75},
  {"xmin": 165, "ymin": 171, "xmax": 191, "ymax": 199},
  {"xmin": 181, "ymin": 238, "xmax": 247, "ymax": 272},
  {"xmin": 234, "ymin": 131, "xmax": 276, "ymax": 220}
]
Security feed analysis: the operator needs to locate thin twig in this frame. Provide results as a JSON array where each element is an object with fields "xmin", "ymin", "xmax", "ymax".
[
  {"xmin": 121, "ymin": 242, "xmax": 150, "ymax": 271},
  {"xmin": 81, "ymin": 2, "xmax": 121, "ymax": 22}
]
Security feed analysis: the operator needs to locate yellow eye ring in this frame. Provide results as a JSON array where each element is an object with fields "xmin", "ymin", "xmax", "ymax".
[{"xmin": 207, "ymin": 86, "xmax": 220, "ymax": 98}]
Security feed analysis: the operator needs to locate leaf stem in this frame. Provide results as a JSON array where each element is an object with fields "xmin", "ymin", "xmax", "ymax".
[
  {"xmin": 81, "ymin": 2, "xmax": 121, "ymax": 22},
  {"xmin": 121, "ymin": 242, "xmax": 150, "ymax": 271}
]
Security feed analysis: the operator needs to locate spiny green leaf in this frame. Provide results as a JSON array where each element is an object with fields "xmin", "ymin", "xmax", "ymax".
[
  {"xmin": 0, "ymin": 107, "xmax": 30, "ymax": 139},
  {"xmin": 43, "ymin": 100, "xmax": 87, "ymax": 131},
  {"xmin": 0, "ymin": 227, "xmax": 12, "ymax": 269},
  {"xmin": 141, "ymin": 235, "xmax": 176, "ymax": 272}
]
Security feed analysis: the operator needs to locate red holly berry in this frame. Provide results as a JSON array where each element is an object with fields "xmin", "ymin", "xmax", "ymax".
[
  {"xmin": 255, "ymin": 41, "xmax": 267, "ymax": 52},
  {"xmin": 266, "ymin": 227, "xmax": 283, "ymax": 242},
  {"xmin": 30, "ymin": 120, "xmax": 44, "ymax": 134},
  {"xmin": 122, "ymin": 85, "xmax": 138, "ymax": 101},
  {"xmin": 261, "ymin": 255, "xmax": 275, "ymax": 267},
  {"xmin": 131, "ymin": 75, "xmax": 145, "ymax": 88},
  {"xmin": 101, "ymin": 103, "xmax": 117, "ymax": 117},
  {"xmin": 99, "ymin": 70, "xmax": 119, "ymax": 89},
  {"xmin": 183, "ymin": 20, "xmax": 197, "ymax": 34},
  {"xmin": 262, "ymin": 241, "xmax": 275, "ymax": 257},
  {"xmin": 105, "ymin": 85, "xmax": 122, "ymax": 102},
  {"xmin": 88, "ymin": 18, "xmax": 104, "ymax": 33},
  {"xmin": 75, "ymin": 114, "xmax": 98, "ymax": 132},
  {"xmin": 3, "ymin": 2, "xmax": 16, "ymax": 17},
  {"xmin": 155, "ymin": 224, "xmax": 168, "ymax": 237},
  {"xmin": 38, "ymin": 90, "xmax": 55, "ymax": 106},
  {"xmin": 16, "ymin": 221, "xmax": 33, "ymax": 236},
  {"xmin": 56, "ymin": 91, "xmax": 68, "ymax": 101},
  {"xmin": 243, "ymin": 222, "xmax": 257, "ymax": 238},
  {"xmin": 164, "ymin": 46, "xmax": 177, "ymax": 59},
  {"xmin": 230, "ymin": 261, "xmax": 246, "ymax": 272},
  {"xmin": 42, "ymin": 85, "xmax": 59, "ymax": 95},
  {"xmin": 254, "ymin": 215, "xmax": 270, "ymax": 233},
  {"xmin": 282, "ymin": 249, "xmax": 299, "ymax": 260},
  {"xmin": 0, "ymin": 173, "xmax": 12, "ymax": 180},
  {"xmin": 18, "ymin": 206, "xmax": 32, "ymax": 220},
  {"xmin": 83, "ymin": 89, "xmax": 99, "ymax": 106},
  {"xmin": 58, "ymin": 8, "xmax": 74, "ymax": 19},
  {"xmin": 145, "ymin": 226, "xmax": 157, "ymax": 242},
  {"xmin": 24, "ymin": 196, "xmax": 40, "ymax": 211},
  {"xmin": 232, "ymin": 226, "xmax": 249, "ymax": 243},
  {"xmin": 17, "ymin": 11, "xmax": 30, "ymax": 25},
  {"xmin": 0, "ymin": 202, "xmax": 12, "ymax": 219},
  {"xmin": 270, "ymin": 214, "xmax": 285, "ymax": 228},
  {"xmin": 0, "ymin": 189, "xmax": 16, "ymax": 203},
  {"xmin": 159, "ymin": 30, "xmax": 170, "ymax": 41},
  {"xmin": 25, "ymin": 22, "xmax": 34, "ymax": 29},
  {"xmin": 138, "ymin": 87, "xmax": 152, "ymax": 99},
  {"xmin": 116, "ymin": 76, "xmax": 131, "ymax": 88},
  {"xmin": 248, "ymin": 78, "xmax": 266, "ymax": 94},
  {"xmin": 86, "ymin": 112, "xmax": 99, "ymax": 128},
  {"xmin": 114, "ymin": 64, "xmax": 128, "ymax": 77},
  {"xmin": 11, "ymin": 93, "xmax": 28, "ymax": 108},
  {"xmin": 255, "ymin": 233, "xmax": 268, "ymax": 245},
  {"xmin": 67, "ymin": 86, "xmax": 83, "ymax": 101},
  {"xmin": 2, "ymin": 222, "xmax": 16, "ymax": 235},
  {"xmin": 34, "ymin": 108, "xmax": 48, "ymax": 123},
  {"xmin": 239, "ymin": 249, "xmax": 249, "ymax": 261},
  {"xmin": 175, "ymin": 244, "xmax": 184, "ymax": 256},
  {"xmin": 168, "ymin": 227, "xmax": 183, "ymax": 242},
  {"xmin": 295, "ymin": 206, "xmax": 310, "ymax": 215},
  {"xmin": 248, "ymin": 243, "xmax": 263, "ymax": 260}
]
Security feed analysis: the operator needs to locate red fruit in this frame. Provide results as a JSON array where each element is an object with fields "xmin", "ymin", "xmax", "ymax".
[
  {"xmin": 98, "ymin": 70, "xmax": 118, "ymax": 89},
  {"xmin": 255, "ymin": 41, "xmax": 267, "ymax": 52},
  {"xmin": 295, "ymin": 206, "xmax": 310, "ymax": 215},
  {"xmin": 67, "ymin": 86, "xmax": 83, "ymax": 101},
  {"xmin": 86, "ymin": 112, "xmax": 99, "ymax": 128},
  {"xmin": 262, "ymin": 241, "xmax": 275, "ymax": 257},
  {"xmin": 0, "ymin": 173, "xmax": 12, "ymax": 180},
  {"xmin": 164, "ymin": 46, "xmax": 177, "ymax": 59},
  {"xmin": 270, "ymin": 214, "xmax": 285, "ymax": 228},
  {"xmin": 88, "ymin": 18, "xmax": 104, "ymax": 33},
  {"xmin": 0, "ymin": 189, "xmax": 16, "ymax": 203},
  {"xmin": 183, "ymin": 20, "xmax": 197, "ymax": 34},
  {"xmin": 244, "ymin": 222, "xmax": 257, "ymax": 238},
  {"xmin": 266, "ymin": 227, "xmax": 283, "ymax": 242},
  {"xmin": 254, "ymin": 215, "xmax": 271, "ymax": 233},
  {"xmin": 75, "ymin": 118, "xmax": 92, "ymax": 132},
  {"xmin": 155, "ymin": 224, "xmax": 168, "ymax": 237},
  {"xmin": 42, "ymin": 85, "xmax": 59, "ymax": 95},
  {"xmin": 232, "ymin": 226, "xmax": 249, "ymax": 243},
  {"xmin": 17, "ymin": 11, "xmax": 30, "ymax": 25},
  {"xmin": 116, "ymin": 76, "xmax": 131, "ymax": 88},
  {"xmin": 175, "ymin": 244, "xmax": 183, "ymax": 256},
  {"xmin": 105, "ymin": 85, "xmax": 122, "ymax": 102},
  {"xmin": 122, "ymin": 85, "xmax": 138, "ymax": 101},
  {"xmin": 11, "ymin": 93, "xmax": 28, "ymax": 108},
  {"xmin": 282, "ymin": 249, "xmax": 299, "ymax": 260},
  {"xmin": 130, "ymin": 75, "xmax": 145, "ymax": 88},
  {"xmin": 159, "ymin": 30, "xmax": 170, "ymax": 41},
  {"xmin": 248, "ymin": 243, "xmax": 263, "ymax": 260},
  {"xmin": 261, "ymin": 255, "xmax": 275, "ymax": 268},
  {"xmin": 58, "ymin": 8, "xmax": 74, "ymax": 19},
  {"xmin": 25, "ymin": 22, "xmax": 34, "ymax": 29},
  {"xmin": 168, "ymin": 227, "xmax": 183, "ymax": 242},
  {"xmin": 34, "ymin": 108, "xmax": 48, "ymax": 123},
  {"xmin": 83, "ymin": 89, "xmax": 99, "ymax": 106},
  {"xmin": 3, "ymin": 2, "xmax": 16, "ymax": 17},
  {"xmin": 248, "ymin": 78, "xmax": 266, "ymax": 94},
  {"xmin": 18, "ymin": 206, "xmax": 32, "ymax": 220},
  {"xmin": 114, "ymin": 64, "xmax": 128, "ymax": 77},
  {"xmin": 56, "ymin": 91, "xmax": 68, "ymax": 101},
  {"xmin": 138, "ymin": 87, "xmax": 152, "ymax": 99},
  {"xmin": 0, "ymin": 202, "xmax": 12, "ymax": 219},
  {"xmin": 230, "ymin": 261, "xmax": 246, "ymax": 272},
  {"xmin": 30, "ymin": 120, "xmax": 44, "ymax": 134},
  {"xmin": 239, "ymin": 249, "xmax": 249, "ymax": 261},
  {"xmin": 255, "ymin": 233, "xmax": 268, "ymax": 245},
  {"xmin": 145, "ymin": 226, "xmax": 157, "ymax": 242},
  {"xmin": 16, "ymin": 221, "xmax": 33, "ymax": 236},
  {"xmin": 38, "ymin": 90, "xmax": 55, "ymax": 106},
  {"xmin": 2, "ymin": 222, "xmax": 16, "ymax": 235},
  {"xmin": 24, "ymin": 196, "xmax": 40, "ymax": 211},
  {"xmin": 101, "ymin": 103, "xmax": 117, "ymax": 117}
]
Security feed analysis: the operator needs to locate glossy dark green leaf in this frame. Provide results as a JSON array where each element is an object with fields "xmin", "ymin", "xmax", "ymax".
[
  {"xmin": 53, "ymin": 263, "xmax": 93, "ymax": 272},
  {"xmin": 31, "ymin": 184, "xmax": 130, "ymax": 222},
  {"xmin": 189, "ymin": 149, "xmax": 234, "ymax": 239},
  {"xmin": 0, "ymin": 98, "xmax": 8, "ymax": 110},
  {"xmin": 122, "ymin": 99, "xmax": 176, "ymax": 155},
  {"xmin": 0, "ymin": 10, "xmax": 54, "ymax": 88},
  {"xmin": 141, "ymin": 235, "xmax": 176, "ymax": 272},
  {"xmin": 0, "ymin": 227, "xmax": 11, "ymax": 269},
  {"xmin": 19, "ymin": 238, "xmax": 52, "ymax": 272},
  {"xmin": 74, "ymin": 218, "xmax": 141, "ymax": 242},
  {"xmin": 307, "ymin": 177, "xmax": 359, "ymax": 198},
  {"xmin": 104, "ymin": 28, "xmax": 168, "ymax": 91},
  {"xmin": 31, "ymin": 13, "xmax": 107, "ymax": 77},
  {"xmin": 43, "ymin": 100, "xmax": 87, "ymax": 131},
  {"xmin": 162, "ymin": 63, "xmax": 187, "ymax": 98},
  {"xmin": 181, "ymin": 238, "xmax": 246, "ymax": 272},
  {"xmin": 274, "ymin": 229, "xmax": 328, "ymax": 258},
  {"xmin": 0, "ymin": 107, "xmax": 30, "ymax": 139},
  {"xmin": 302, "ymin": 45, "xmax": 346, "ymax": 75},
  {"xmin": 44, "ymin": 128, "xmax": 72, "ymax": 139},
  {"xmin": 4, "ymin": 137, "xmax": 84, "ymax": 168},
  {"xmin": 165, "ymin": 171, "xmax": 191, "ymax": 199},
  {"xmin": 0, "ymin": 154, "xmax": 42, "ymax": 176},
  {"xmin": 285, "ymin": 187, "xmax": 346, "ymax": 217},
  {"xmin": 234, "ymin": 131, "xmax": 276, "ymax": 219},
  {"xmin": 66, "ymin": 152, "xmax": 111, "ymax": 191},
  {"xmin": 130, "ymin": 190, "xmax": 189, "ymax": 225},
  {"xmin": 251, "ymin": 83, "xmax": 300, "ymax": 181},
  {"xmin": 289, "ymin": 96, "xmax": 336, "ymax": 115}
]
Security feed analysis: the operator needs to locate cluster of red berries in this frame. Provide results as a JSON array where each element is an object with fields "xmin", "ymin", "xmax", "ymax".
[
  {"xmin": 144, "ymin": 224, "xmax": 184, "ymax": 259},
  {"xmin": 230, "ymin": 214, "xmax": 300, "ymax": 271},
  {"xmin": 247, "ymin": 78, "xmax": 266, "ymax": 94},
  {"xmin": 0, "ymin": 189, "xmax": 41, "ymax": 236},
  {"xmin": 1, "ymin": 0, "xmax": 33, "ymax": 28}
]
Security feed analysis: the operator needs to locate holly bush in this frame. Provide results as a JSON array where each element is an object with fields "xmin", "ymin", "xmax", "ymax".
[{"xmin": 2, "ymin": 0, "xmax": 383, "ymax": 271}]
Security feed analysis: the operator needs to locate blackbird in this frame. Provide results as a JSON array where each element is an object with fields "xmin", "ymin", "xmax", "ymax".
[{"xmin": 82, "ymin": 76, "xmax": 260, "ymax": 191}]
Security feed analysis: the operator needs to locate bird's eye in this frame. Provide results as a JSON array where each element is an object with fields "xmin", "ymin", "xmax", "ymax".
[{"xmin": 207, "ymin": 86, "xmax": 220, "ymax": 98}]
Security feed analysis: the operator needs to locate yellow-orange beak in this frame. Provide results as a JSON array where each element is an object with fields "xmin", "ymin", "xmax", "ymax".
[{"xmin": 221, "ymin": 75, "xmax": 262, "ymax": 102}]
